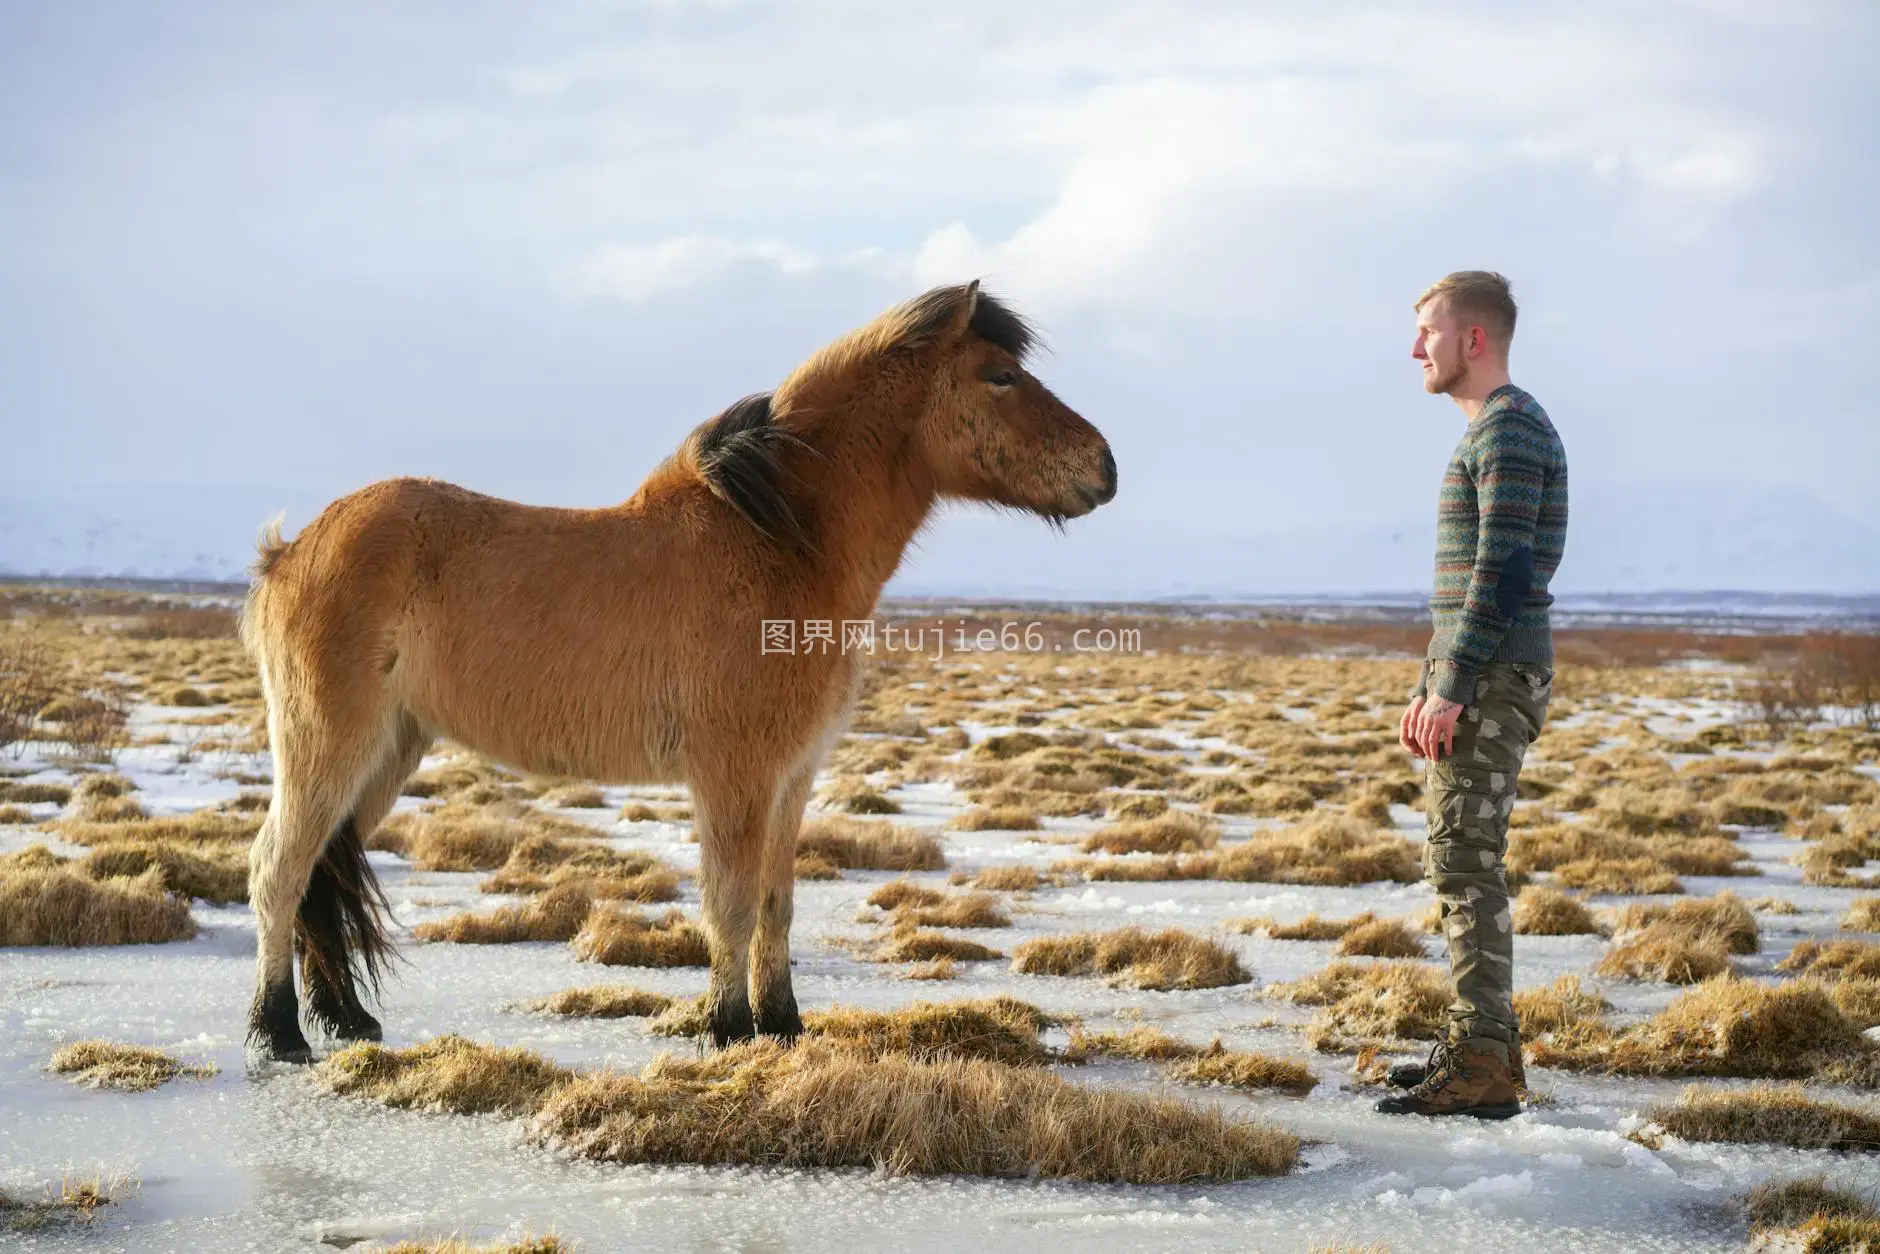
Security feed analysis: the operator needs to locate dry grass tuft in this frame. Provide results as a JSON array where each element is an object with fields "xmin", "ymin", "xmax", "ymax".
[
  {"xmin": 1593, "ymin": 921, "xmax": 1733, "ymax": 984},
  {"xmin": 571, "ymin": 907, "xmax": 710, "ymax": 967},
  {"xmin": 479, "ymin": 836, "xmax": 682, "ymax": 903},
  {"xmin": 966, "ymin": 864, "xmax": 1044, "ymax": 892},
  {"xmin": 1062, "ymin": 1025, "xmax": 1204, "ymax": 1062},
  {"xmin": 1079, "ymin": 812, "xmax": 1218, "ymax": 855},
  {"xmin": 0, "ymin": 1169, "xmax": 133, "ymax": 1232},
  {"xmin": 47, "ymin": 1040, "xmax": 215, "ymax": 1091},
  {"xmin": 1549, "ymin": 857, "xmax": 1684, "ymax": 895},
  {"xmin": 950, "ymin": 805, "xmax": 1041, "ymax": 832},
  {"xmin": 1267, "ymin": 961, "xmax": 1450, "ymax": 1045},
  {"xmin": 1167, "ymin": 1044, "xmax": 1320, "ymax": 1096},
  {"xmin": 904, "ymin": 957, "xmax": 958, "ymax": 980},
  {"xmin": 1844, "ymin": 897, "xmax": 1880, "ymax": 932},
  {"xmin": 1513, "ymin": 975, "xmax": 1609, "ymax": 1037},
  {"xmin": 1647, "ymin": 1083, "xmax": 1880, "ymax": 1150},
  {"xmin": 55, "ymin": 811, "xmax": 261, "ymax": 846},
  {"xmin": 1528, "ymin": 975, "xmax": 1876, "ymax": 1080},
  {"xmin": 802, "ymin": 997, "xmax": 1056, "ymax": 1067},
  {"xmin": 794, "ymin": 852, "xmax": 842, "ymax": 880},
  {"xmin": 0, "ymin": 780, "xmax": 71, "ymax": 805},
  {"xmin": 416, "ymin": 882, "xmax": 599, "ymax": 944},
  {"xmin": 79, "ymin": 841, "xmax": 248, "ymax": 905},
  {"xmin": 529, "ymin": 1038, "xmax": 1298, "ymax": 1183},
  {"xmin": 1228, "ymin": 913, "xmax": 1368, "ymax": 941},
  {"xmin": 1332, "ymin": 917, "xmax": 1427, "ymax": 959},
  {"xmin": 377, "ymin": 1237, "xmax": 572, "ymax": 1254},
  {"xmin": 539, "ymin": 784, "xmax": 608, "ymax": 808},
  {"xmin": 524, "ymin": 985, "xmax": 675, "ymax": 1019},
  {"xmin": 1513, "ymin": 887, "xmax": 1604, "ymax": 935},
  {"xmin": 1607, "ymin": 892, "xmax": 1758, "ymax": 954},
  {"xmin": 0, "ymin": 866, "xmax": 196, "ymax": 946},
  {"xmin": 1741, "ymin": 1175, "xmax": 1880, "ymax": 1243},
  {"xmin": 867, "ymin": 879, "xmax": 944, "ymax": 910},
  {"xmin": 1079, "ymin": 814, "xmax": 1418, "ymax": 887},
  {"xmin": 797, "ymin": 817, "xmax": 946, "ymax": 871},
  {"xmin": 1012, "ymin": 927, "xmax": 1250, "ymax": 991},
  {"xmin": 869, "ymin": 928, "xmax": 1006, "ymax": 964},
  {"xmin": 318, "ymin": 1035, "xmax": 573, "ymax": 1116},
  {"xmin": 1778, "ymin": 938, "xmax": 1880, "ymax": 981}
]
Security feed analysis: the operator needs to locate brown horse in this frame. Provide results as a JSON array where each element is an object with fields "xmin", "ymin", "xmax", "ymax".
[{"xmin": 239, "ymin": 281, "xmax": 1116, "ymax": 1063}]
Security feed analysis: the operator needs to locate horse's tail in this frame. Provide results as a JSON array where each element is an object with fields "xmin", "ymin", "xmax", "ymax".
[
  {"xmin": 241, "ymin": 512, "xmax": 289, "ymax": 662},
  {"xmin": 295, "ymin": 816, "xmax": 396, "ymax": 1000}
]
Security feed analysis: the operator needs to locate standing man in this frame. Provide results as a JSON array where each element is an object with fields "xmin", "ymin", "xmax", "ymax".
[{"xmin": 1376, "ymin": 271, "xmax": 1568, "ymax": 1120}]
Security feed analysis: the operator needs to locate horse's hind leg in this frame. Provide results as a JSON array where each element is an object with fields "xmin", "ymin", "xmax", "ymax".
[
  {"xmin": 692, "ymin": 775, "xmax": 771, "ymax": 1046},
  {"xmin": 750, "ymin": 764, "xmax": 815, "ymax": 1040},
  {"xmin": 300, "ymin": 711, "xmax": 429, "ymax": 1044},
  {"xmin": 247, "ymin": 715, "xmax": 393, "ymax": 1065}
]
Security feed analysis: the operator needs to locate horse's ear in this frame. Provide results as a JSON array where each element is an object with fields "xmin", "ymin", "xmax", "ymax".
[{"xmin": 946, "ymin": 279, "xmax": 981, "ymax": 341}]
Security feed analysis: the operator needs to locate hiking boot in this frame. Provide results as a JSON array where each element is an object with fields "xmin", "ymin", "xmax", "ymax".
[
  {"xmin": 1374, "ymin": 1040, "xmax": 1521, "ymax": 1120},
  {"xmin": 1388, "ymin": 1033, "xmax": 1526, "ymax": 1094}
]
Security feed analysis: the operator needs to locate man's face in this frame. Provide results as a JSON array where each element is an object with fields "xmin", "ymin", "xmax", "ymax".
[{"xmin": 1412, "ymin": 297, "xmax": 1467, "ymax": 395}]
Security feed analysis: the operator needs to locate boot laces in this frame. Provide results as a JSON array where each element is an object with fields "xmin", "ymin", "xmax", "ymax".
[{"xmin": 1411, "ymin": 1040, "xmax": 1460, "ymax": 1095}]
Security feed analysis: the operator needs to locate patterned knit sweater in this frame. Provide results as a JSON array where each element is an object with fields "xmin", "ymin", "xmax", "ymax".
[{"xmin": 1414, "ymin": 383, "xmax": 1569, "ymax": 704}]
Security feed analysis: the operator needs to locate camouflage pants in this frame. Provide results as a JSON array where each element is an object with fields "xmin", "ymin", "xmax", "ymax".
[{"xmin": 1422, "ymin": 660, "xmax": 1554, "ymax": 1060}]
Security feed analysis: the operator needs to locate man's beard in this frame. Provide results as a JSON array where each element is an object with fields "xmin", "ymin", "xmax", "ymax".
[{"xmin": 1424, "ymin": 356, "xmax": 1466, "ymax": 394}]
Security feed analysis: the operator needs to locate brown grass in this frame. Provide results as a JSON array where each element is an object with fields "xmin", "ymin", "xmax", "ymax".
[
  {"xmin": 867, "ymin": 885, "xmax": 1011, "ymax": 930},
  {"xmin": 1063, "ymin": 1025, "xmax": 1204, "ymax": 1062},
  {"xmin": 904, "ymin": 957, "xmax": 958, "ymax": 980},
  {"xmin": 1844, "ymin": 897, "xmax": 1880, "ymax": 931},
  {"xmin": 1741, "ymin": 1176, "xmax": 1880, "ymax": 1249},
  {"xmin": 1167, "ymin": 1044, "xmax": 1320, "ymax": 1096},
  {"xmin": 1512, "ymin": 887, "xmax": 1603, "ymax": 935},
  {"xmin": 318, "ymin": 1035, "xmax": 573, "ymax": 1116},
  {"xmin": 539, "ymin": 783, "xmax": 608, "ymax": 808},
  {"xmin": 54, "ymin": 810, "xmax": 262, "ymax": 846},
  {"xmin": 1528, "ymin": 976, "xmax": 1877, "ymax": 1080},
  {"xmin": 797, "ymin": 817, "xmax": 946, "ymax": 871},
  {"xmin": 1513, "ymin": 975, "xmax": 1610, "ymax": 1037},
  {"xmin": 478, "ymin": 835, "xmax": 682, "ymax": 903},
  {"xmin": 1078, "ymin": 812, "xmax": 1218, "ymax": 855},
  {"xmin": 965, "ymin": 864, "xmax": 1044, "ymax": 892},
  {"xmin": 530, "ymin": 1038, "xmax": 1298, "ymax": 1183},
  {"xmin": 571, "ymin": 907, "xmax": 710, "ymax": 967},
  {"xmin": 1229, "ymin": 913, "xmax": 1368, "ymax": 941},
  {"xmin": 1607, "ymin": 892, "xmax": 1759, "ymax": 954},
  {"xmin": 1267, "ymin": 961, "xmax": 1449, "ymax": 1045},
  {"xmin": 377, "ymin": 1238, "xmax": 572, "ymax": 1254},
  {"xmin": 1778, "ymin": 939, "xmax": 1880, "ymax": 981},
  {"xmin": 0, "ymin": 867, "xmax": 196, "ymax": 946},
  {"xmin": 802, "ymin": 997, "xmax": 1056, "ymax": 1067},
  {"xmin": 869, "ymin": 928, "xmax": 1006, "ymax": 963},
  {"xmin": 794, "ymin": 852, "xmax": 842, "ymax": 880},
  {"xmin": 378, "ymin": 811, "xmax": 527, "ymax": 871},
  {"xmin": 0, "ymin": 780, "xmax": 71, "ymax": 805},
  {"xmin": 47, "ymin": 1040, "xmax": 215, "ymax": 1091},
  {"xmin": 79, "ymin": 841, "xmax": 248, "ymax": 905},
  {"xmin": 950, "ymin": 805, "xmax": 1041, "ymax": 831},
  {"xmin": 1646, "ymin": 1083, "xmax": 1880, "ymax": 1150},
  {"xmin": 416, "ymin": 882, "xmax": 600, "ymax": 944},
  {"xmin": 1332, "ymin": 918, "xmax": 1427, "ymax": 959},
  {"xmin": 1592, "ymin": 921, "xmax": 1733, "ymax": 984},
  {"xmin": 0, "ymin": 1169, "xmax": 131, "ymax": 1232},
  {"xmin": 1079, "ymin": 814, "xmax": 1418, "ymax": 887},
  {"xmin": 1548, "ymin": 857, "xmax": 1683, "ymax": 895},
  {"xmin": 524, "ymin": 985, "xmax": 675, "ymax": 1018},
  {"xmin": 1011, "ymin": 927, "xmax": 1250, "ymax": 991}
]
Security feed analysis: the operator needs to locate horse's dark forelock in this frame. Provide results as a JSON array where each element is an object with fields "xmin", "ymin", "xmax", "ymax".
[
  {"xmin": 898, "ymin": 284, "xmax": 1036, "ymax": 360},
  {"xmin": 692, "ymin": 391, "xmax": 813, "ymax": 550}
]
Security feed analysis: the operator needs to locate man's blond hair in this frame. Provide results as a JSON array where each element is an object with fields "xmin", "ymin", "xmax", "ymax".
[{"xmin": 1415, "ymin": 271, "xmax": 1517, "ymax": 353}]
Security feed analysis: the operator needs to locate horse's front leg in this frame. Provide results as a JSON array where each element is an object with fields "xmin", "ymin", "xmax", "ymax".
[
  {"xmin": 692, "ymin": 778, "xmax": 767, "ymax": 1046},
  {"xmin": 750, "ymin": 765, "xmax": 815, "ymax": 1040}
]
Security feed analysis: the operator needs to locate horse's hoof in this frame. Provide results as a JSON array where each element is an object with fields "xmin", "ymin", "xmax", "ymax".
[{"xmin": 245, "ymin": 1038, "xmax": 316, "ymax": 1068}]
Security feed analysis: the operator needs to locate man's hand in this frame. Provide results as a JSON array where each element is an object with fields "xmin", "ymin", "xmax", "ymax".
[
  {"xmin": 1411, "ymin": 694, "xmax": 1464, "ymax": 760},
  {"xmin": 1399, "ymin": 697, "xmax": 1425, "ymax": 755}
]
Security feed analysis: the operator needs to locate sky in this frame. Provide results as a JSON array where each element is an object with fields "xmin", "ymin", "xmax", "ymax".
[{"xmin": 1, "ymin": 1, "xmax": 1876, "ymax": 595}]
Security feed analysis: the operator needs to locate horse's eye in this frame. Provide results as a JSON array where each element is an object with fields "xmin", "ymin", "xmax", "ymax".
[{"xmin": 986, "ymin": 370, "xmax": 1019, "ymax": 387}]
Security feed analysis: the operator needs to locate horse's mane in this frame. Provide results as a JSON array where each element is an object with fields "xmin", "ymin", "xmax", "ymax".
[
  {"xmin": 682, "ymin": 392, "xmax": 812, "ymax": 550},
  {"xmin": 678, "ymin": 283, "xmax": 1035, "ymax": 551}
]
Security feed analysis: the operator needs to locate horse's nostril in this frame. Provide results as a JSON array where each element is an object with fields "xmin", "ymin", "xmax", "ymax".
[{"xmin": 1098, "ymin": 447, "xmax": 1118, "ymax": 501}]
